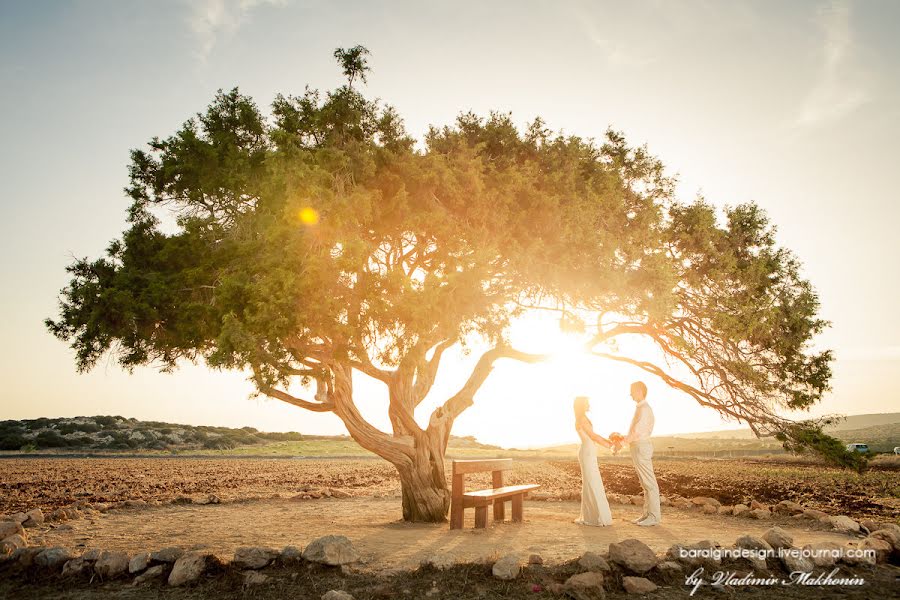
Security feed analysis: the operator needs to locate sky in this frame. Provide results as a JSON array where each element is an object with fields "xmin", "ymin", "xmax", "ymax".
[{"xmin": 0, "ymin": 0, "xmax": 898, "ymax": 449}]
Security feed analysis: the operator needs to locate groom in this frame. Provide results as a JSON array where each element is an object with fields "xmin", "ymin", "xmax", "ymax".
[{"xmin": 619, "ymin": 381, "xmax": 661, "ymax": 526}]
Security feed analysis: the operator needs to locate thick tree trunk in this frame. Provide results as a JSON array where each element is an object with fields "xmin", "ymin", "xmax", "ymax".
[{"xmin": 396, "ymin": 457, "xmax": 451, "ymax": 522}]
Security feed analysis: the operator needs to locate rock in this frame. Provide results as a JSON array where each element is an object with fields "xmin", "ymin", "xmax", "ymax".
[
  {"xmin": 243, "ymin": 571, "xmax": 270, "ymax": 586},
  {"xmin": 732, "ymin": 504, "xmax": 750, "ymax": 517},
  {"xmin": 829, "ymin": 515, "xmax": 860, "ymax": 533},
  {"xmin": 328, "ymin": 489, "xmax": 352, "ymax": 499},
  {"xmin": 717, "ymin": 505, "xmax": 732, "ymax": 515},
  {"xmin": 609, "ymin": 538, "xmax": 657, "ymax": 574},
  {"xmin": 748, "ymin": 508, "xmax": 771, "ymax": 520},
  {"xmin": 802, "ymin": 508, "xmax": 829, "ymax": 521},
  {"xmin": 735, "ymin": 535, "xmax": 773, "ymax": 553},
  {"xmin": 322, "ymin": 592, "xmax": 354, "ymax": 600},
  {"xmin": 841, "ymin": 543, "xmax": 875, "ymax": 567},
  {"xmin": 656, "ymin": 559, "xmax": 683, "ymax": 573},
  {"xmin": 35, "ymin": 547, "xmax": 74, "ymax": 570},
  {"xmin": 860, "ymin": 537, "xmax": 892, "ymax": 564},
  {"xmin": 61, "ymin": 557, "xmax": 90, "ymax": 577},
  {"xmin": 528, "ymin": 553, "xmax": 544, "ymax": 565},
  {"xmin": 302, "ymin": 535, "xmax": 360, "ymax": 565},
  {"xmin": 47, "ymin": 509, "xmax": 68, "ymax": 522},
  {"xmin": 10, "ymin": 512, "xmax": 28, "ymax": 524},
  {"xmin": 733, "ymin": 536, "xmax": 772, "ymax": 571},
  {"xmin": 773, "ymin": 500, "xmax": 803, "ymax": 515},
  {"xmin": 492, "ymin": 554, "xmax": 522, "ymax": 580},
  {"xmin": 424, "ymin": 554, "xmax": 455, "ymax": 570},
  {"xmin": 762, "ymin": 527, "xmax": 794, "ymax": 549},
  {"xmin": 750, "ymin": 500, "xmax": 767, "ymax": 511},
  {"xmin": 12, "ymin": 547, "xmax": 42, "ymax": 568},
  {"xmin": 687, "ymin": 540, "xmax": 722, "ymax": 569},
  {"xmin": 1, "ymin": 534, "xmax": 27, "ymax": 555},
  {"xmin": 151, "ymin": 547, "xmax": 185, "ymax": 563},
  {"xmin": 675, "ymin": 498, "xmax": 693, "ymax": 510},
  {"xmin": 869, "ymin": 528, "xmax": 900, "ymax": 554},
  {"xmin": 563, "ymin": 571, "xmax": 605, "ymax": 600},
  {"xmin": 124, "ymin": 499, "xmax": 147, "ymax": 509},
  {"xmin": 281, "ymin": 545, "xmax": 303, "ymax": 562},
  {"xmin": 630, "ymin": 495, "xmax": 644, "ymax": 506},
  {"xmin": 168, "ymin": 551, "xmax": 210, "ymax": 586},
  {"xmin": 173, "ymin": 496, "xmax": 194, "ymax": 505},
  {"xmin": 94, "ymin": 550, "xmax": 129, "ymax": 578},
  {"xmin": 859, "ymin": 520, "xmax": 886, "ymax": 534},
  {"xmin": 701, "ymin": 504, "xmax": 717, "ymax": 514},
  {"xmin": 23, "ymin": 509, "xmax": 44, "ymax": 528},
  {"xmin": 691, "ymin": 497, "xmax": 721, "ymax": 508},
  {"xmin": 801, "ymin": 542, "xmax": 841, "ymax": 568},
  {"xmin": 81, "ymin": 548, "xmax": 102, "ymax": 561},
  {"xmin": 655, "ymin": 560, "xmax": 683, "ymax": 582},
  {"xmin": 578, "ymin": 551, "xmax": 610, "ymax": 571},
  {"xmin": 623, "ymin": 576, "xmax": 658, "ymax": 594},
  {"xmin": 233, "ymin": 546, "xmax": 278, "ymax": 569},
  {"xmin": 129, "ymin": 552, "xmax": 151, "ymax": 573},
  {"xmin": 0, "ymin": 521, "xmax": 24, "ymax": 540},
  {"xmin": 876, "ymin": 523, "xmax": 900, "ymax": 538},
  {"xmin": 780, "ymin": 550, "xmax": 814, "ymax": 573},
  {"xmin": 745, "ymin": 555, "xmax": 768, "ymax": 572},
  {"xmin": 133, "ymin": 564, "xmax": 166, "ymax": 585}
]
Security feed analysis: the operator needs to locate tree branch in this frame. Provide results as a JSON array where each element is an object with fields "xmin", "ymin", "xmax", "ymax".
[{"xmin": 427, "ymin": 345, "xmax": 547, "ymax": 447}]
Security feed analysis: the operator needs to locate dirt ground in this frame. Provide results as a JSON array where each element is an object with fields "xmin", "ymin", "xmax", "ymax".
[
  {"xmin": 27, "ymin": 497, "xmax": 862, "ymax": 571},
  {"xmin": 2, "ymin": 456, "xmax": 897, "ymax": 520}
]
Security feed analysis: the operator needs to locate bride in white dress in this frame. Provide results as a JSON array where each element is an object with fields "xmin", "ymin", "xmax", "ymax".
[{"xmin": 573, "ymin": 396, "xmax": 614, "ymax": 526}]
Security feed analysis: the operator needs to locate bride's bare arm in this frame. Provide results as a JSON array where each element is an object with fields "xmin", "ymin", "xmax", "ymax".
[{"xmin": 581, "ymin": 420, "xmax": 613, "ymax": 448}]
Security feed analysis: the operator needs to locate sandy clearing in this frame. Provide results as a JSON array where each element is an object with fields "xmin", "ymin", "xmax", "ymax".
[{"xmin": 28, "ymin": 498, "xmax": 858, "ymax": 571}]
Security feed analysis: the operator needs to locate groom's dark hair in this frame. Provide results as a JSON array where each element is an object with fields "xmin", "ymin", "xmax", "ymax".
[{"xmin": 631, "ymin": 381, "xmax": 648, "ymax": 399}]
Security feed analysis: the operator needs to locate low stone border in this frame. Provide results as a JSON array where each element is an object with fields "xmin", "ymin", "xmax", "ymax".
[{"xmin": 3, "ymin": 524, "xmax": 897, "ymax": 598}]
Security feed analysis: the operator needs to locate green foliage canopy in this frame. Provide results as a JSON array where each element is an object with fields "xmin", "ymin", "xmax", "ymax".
[{"xmin": 47, "ymin": 47, "xmax": 841, "ymax": 465}]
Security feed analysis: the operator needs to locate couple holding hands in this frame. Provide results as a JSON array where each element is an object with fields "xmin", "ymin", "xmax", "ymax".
[{"xmin": 573, "ymin": 381, "xmax": 661, "ymax": 527}]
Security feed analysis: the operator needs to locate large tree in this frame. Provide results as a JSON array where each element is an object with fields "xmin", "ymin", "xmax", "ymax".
[{"xmin": 47, "ymin": 47, "xmax": 846, "ymax": 523}]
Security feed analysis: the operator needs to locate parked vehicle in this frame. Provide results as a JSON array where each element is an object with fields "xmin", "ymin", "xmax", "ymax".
[{"xmin": 846, "ymin": 443, "xmax": 869, "ymax": 453}]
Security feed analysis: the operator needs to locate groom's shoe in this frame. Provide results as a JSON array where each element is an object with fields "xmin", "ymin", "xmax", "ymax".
[
  {"xmin": 636, "ymin": 517, "xmax": 660, "ymax": 527},
  {"xmin": 631, "ymin": 514, "xmax": 648, "ymax": 524}
]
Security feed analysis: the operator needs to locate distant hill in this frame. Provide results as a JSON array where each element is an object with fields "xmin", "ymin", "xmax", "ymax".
[
  {"xmin": 0, "ymin": 416, "xmax": 501, "ymax": 453},
  {"xmin": 674, "ymin": 413, "xmax": 900, "ymax": 438},
  {"xmin": 668, "ymin": 413, "xmax": 900, "ymax": 453}
]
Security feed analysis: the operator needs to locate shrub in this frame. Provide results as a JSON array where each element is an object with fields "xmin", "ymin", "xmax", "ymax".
[{"xmin": 0, "ymin": 434, "xmax": 29, "ymax": 451}]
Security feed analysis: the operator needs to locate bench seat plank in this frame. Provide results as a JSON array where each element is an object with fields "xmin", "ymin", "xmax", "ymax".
[{"xmin": 462, "ymin": 484, "xmax": 539, "ymax": 507}]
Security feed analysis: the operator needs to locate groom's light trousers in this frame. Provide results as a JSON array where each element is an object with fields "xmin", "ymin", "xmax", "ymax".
[{"xmin": 629, "ymin": 440, "xmax": 661, "ymax": 522}]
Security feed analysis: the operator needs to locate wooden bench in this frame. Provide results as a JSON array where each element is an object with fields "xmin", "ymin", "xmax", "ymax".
[{"xmin": 450, "ymin": 459, "xmax": 540, "ymax": 529}]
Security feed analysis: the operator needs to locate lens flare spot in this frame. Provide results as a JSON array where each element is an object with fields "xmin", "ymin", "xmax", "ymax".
[{"xmin": 298, "ymin": 207, "xmax": 320, "ymax": 225}]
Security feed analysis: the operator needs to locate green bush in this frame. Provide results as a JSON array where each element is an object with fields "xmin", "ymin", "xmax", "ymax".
[
  {"xmin": 34, "ymin": 430, "xmax": 72, "ymax": 448},
  {"xmin": 0, "ymin": 434, "xmax": 29, "ymax": 451}
]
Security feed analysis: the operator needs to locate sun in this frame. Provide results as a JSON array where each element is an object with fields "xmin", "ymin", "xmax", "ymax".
[{"xmin": 448, "ymin": 309, "xmax": 713, "ymax": 449}]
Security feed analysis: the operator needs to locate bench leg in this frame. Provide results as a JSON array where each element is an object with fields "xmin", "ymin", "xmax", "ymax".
[
  {"xmin": 512, "ymin": 495, "xmax": 524, "ymax": 522},
  {"xmin": 493, "ymin": 499, "xmax": 505, "ymax": 521},
  {"xmin": 474, "ymin": 505, "xmax": 488, "ymax": 529},
  {"xmin": 450, "ymin": 498, "xmax": 463, "ymax": 530}
]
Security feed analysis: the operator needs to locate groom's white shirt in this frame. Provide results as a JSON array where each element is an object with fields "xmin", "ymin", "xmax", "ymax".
[{"xmin": 624, "ymin": 400, "xmax": 654, "ymax": 443}]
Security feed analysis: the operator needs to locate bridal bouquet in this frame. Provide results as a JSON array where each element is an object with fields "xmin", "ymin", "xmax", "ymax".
[{"xmin": 608, "ymin": 432, "xmax": 625, "ymax": 454}]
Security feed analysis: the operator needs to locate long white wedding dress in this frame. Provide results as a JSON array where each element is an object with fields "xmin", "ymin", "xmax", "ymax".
[{"xmin": 575, "ymin": 423, "xmax": 613, "ymax": 526}]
